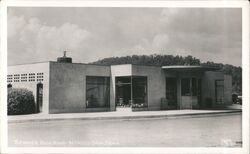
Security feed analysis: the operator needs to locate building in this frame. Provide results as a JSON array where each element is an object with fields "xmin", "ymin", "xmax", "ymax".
[{"xmin": 7, "ymin": 54, "xmax": 232, "ymax": 114}]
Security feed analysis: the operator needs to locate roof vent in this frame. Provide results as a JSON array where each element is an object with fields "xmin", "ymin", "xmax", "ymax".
[{"xmin": 57, "ymin": 51, "xmax": 72, "ymax": 63}]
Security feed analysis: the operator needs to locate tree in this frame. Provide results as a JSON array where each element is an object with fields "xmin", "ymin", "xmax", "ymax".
[{"xmin": 89, "ymin": 54, "xmax": 242, "ymax": 94}]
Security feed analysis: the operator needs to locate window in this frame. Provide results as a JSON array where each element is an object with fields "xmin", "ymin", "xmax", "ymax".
[
  {"xmin": 181, "ymin": 78, "xmax": 201, "ymax": 97},
  {"xmin": 86, "ymin": 76, "xmax": 110, "ymax": 108},
  {"xmin": 21, "ymin": 74, "xmax": 27, "ymax": 82},
  {"xmin": 215, "ymin": 80, "xmax": 224, "ymax": 104},
  {"xmin": 29, "ymin": 73, "xmax": 36, "ymax": 82},
  {"xmin": 115, "ymin": 77, "xmax": 132, "ymax": 106},
  {"xmin": 13, "ymin": 74, "xmax": 20, "ymax": 82},
  {"xmin": 181, "ymin": 78, "xmax": 191, "ymax": 96},
  {"xmin": 7, "ymin": 75, "xmax": 13, "ymax": 83},
  {"xmin": 37, "ymin": 72, "xmax": 44, "ymax": 82},
  {"xmin": 132, "ymin": 76, "xmax": 147, "ymax": 106}
]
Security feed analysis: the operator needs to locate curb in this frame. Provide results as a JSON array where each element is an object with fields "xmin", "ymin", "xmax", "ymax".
[{"xmin": 8, "ymin": 110, "xmax": 242, "ymax": 124}]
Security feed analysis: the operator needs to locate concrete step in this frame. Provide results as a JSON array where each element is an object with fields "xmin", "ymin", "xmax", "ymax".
[{"xmin": 116, "ymin": 107, "xmax": 132, "ymax": 112}]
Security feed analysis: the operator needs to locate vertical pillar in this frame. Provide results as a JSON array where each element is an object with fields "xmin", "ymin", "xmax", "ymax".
[
  {"xmin": 190, "ymin": 77, "xmax": 193, "ymax": 110},
  {"xmin": 110, "ymin": 75, "xmax": 116, "ymax": 111},
  {"xmin": 130, "ymin": 76, "xmax": 133, "ymax": 106},
  {"xmin": 177, "ymin": 76, "xmax": 181, "ymax": 109}
]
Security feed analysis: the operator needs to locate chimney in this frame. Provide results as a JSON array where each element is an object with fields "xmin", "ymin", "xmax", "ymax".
[{"xmin": 57, "ymin": 51, "xmax": 72, "ymax": 63}]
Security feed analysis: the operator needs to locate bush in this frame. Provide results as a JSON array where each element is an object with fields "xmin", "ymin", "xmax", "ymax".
[{"xmin": 8, "ymin": 88, "xmax": 36, "ymax": 115}]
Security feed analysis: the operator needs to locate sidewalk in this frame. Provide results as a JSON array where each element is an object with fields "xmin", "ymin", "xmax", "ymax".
[{"xmin": 8, "ymin": 109, "xmax": 242, "ymax": 123}]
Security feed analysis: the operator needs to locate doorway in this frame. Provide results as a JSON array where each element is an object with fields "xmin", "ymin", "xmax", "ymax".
[
  {"xmin": 166, "ymin": 78, "xmax": 177, "ymax": 109},
  {"xmin": 36, "ymin": 83, "xmax": 43, "ymax": 113},
  {"xmin": 181, "ymin": 78, "xmax": 201, "ymax": 109}
]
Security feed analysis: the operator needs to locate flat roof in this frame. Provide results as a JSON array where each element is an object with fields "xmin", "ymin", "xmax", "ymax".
[
  {"xmin": 9, "ymin": 61, "xmax": 221, "ymax": 72},
  {"xmin": 162, "ymin": 65, "xmax": 220, "ymax": 71}
]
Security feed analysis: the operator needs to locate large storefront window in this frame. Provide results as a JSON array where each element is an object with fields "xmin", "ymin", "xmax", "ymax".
[
  {"xmin": 86, "ymin": 76, "xmax": 110, "ymax": 108},
  {"xmin": 132, "ymin": 76, "xmax": 147, "ymax": 106},
  {"xmin": 115, "ymin": 76, "xmax": 147, "ymax": 107},
  {"xmin": 116, "ymin": 77, "xmax": 131, "ymax": 106},
  {"xmin": 215, "ymin": 80, "xmax": 224, "ymax": 104}
]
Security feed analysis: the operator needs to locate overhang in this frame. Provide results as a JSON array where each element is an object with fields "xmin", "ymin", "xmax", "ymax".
[{"xmin": 161, "ymin": 65, "xmax": 220, "ymax": 72}]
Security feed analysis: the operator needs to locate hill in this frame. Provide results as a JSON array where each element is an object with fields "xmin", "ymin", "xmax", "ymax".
[{"xmin": 89, "ymin": 54, "xmax": 242, "ymax": 94}]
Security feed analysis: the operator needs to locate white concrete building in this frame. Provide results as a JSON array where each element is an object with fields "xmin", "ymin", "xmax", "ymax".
[{"xmin": 7, "ymin": 55, "xmax": 232, "ymax": 114}]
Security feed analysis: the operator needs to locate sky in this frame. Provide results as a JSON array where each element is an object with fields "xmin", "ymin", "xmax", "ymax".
[{"xmin": 8, "ymin": 7, "xmax": 242, "ymax": 66}]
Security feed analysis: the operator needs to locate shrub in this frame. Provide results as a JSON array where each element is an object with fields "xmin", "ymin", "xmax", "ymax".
[{"xmin": 8, "ymin": 88, "xmax": 36, "ymax": 115}]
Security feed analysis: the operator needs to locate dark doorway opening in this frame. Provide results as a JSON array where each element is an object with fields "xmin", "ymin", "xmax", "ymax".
[
  {"xmin": 36, "ymin": 83, "xmax": 43, "ymax": 113},
  {"xmin": 7, "ymin": 83, "xmax": 12, "ymax": 88},
  {"xmin": 166, "ymin": 78, "xmax": 177, "ymax": 109}
]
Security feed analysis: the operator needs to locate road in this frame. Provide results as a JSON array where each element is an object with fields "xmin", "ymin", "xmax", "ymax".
[{"xmin": 8, "ymin": 113, "xmax": 242, "ymax": 147}]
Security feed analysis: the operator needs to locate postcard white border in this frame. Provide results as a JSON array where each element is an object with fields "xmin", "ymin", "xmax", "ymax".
[{"xmin": 1, "ymin": 1, "xmax": 249, "ymax": 154}]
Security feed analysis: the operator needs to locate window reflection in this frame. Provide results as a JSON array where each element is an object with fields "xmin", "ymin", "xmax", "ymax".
[
  {"xmin": 132, "ymin": 76, "xmax": 147, "ymax": 107},
  {"xmin": 86, "ymin": 76, "xmax": 110, "ymax": 108}
]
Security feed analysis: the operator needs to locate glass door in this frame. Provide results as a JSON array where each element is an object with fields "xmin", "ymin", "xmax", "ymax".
[{"xmin": 166, "ymin": 78, "xmax": 177, "ymax": 109}]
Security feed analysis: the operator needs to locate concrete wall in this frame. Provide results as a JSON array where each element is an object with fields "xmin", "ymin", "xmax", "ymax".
[
  {"xmin": 49, "ymin": 62, "xmax": 113, "ymax": 113},
  {"xmin": 202, "ymin": 71, "xmax": 231, "ymax": 108},
  {"xmin": 132, "ymin": 65, "xmax": 165, "ymax": 110},
  {"xmin": 8, "ymin": 62, "xmax": 50, "ymax": 114},
  {"xmin": 111, "ymin": 64, "xmax": 132, "ymax": 77}
]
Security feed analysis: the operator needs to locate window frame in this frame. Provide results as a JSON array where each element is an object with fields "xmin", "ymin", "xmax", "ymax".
[
  {"xmin": 86, "ymin": 76, "xmax": 110, "ymax": 108},
  {"xmin": 215, "ymin": 80, "xmax": 224, "ymax": 104}
]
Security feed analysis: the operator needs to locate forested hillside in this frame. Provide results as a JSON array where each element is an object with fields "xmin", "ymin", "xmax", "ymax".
[{"xmin": 89, "ymin": 54, "xmax": 242, "ymax": 94}]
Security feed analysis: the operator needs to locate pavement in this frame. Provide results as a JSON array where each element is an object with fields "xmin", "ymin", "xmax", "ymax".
[{"xmin": 8, "ymin": 108, "xmax": 242, "ymax": 123}]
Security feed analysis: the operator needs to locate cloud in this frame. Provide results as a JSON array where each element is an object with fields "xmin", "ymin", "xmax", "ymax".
[
  {"xmin": 8, "ymin": 15, "xmax": 25, "ymax": 39},
  {"xmin": 8, "ymin": 8, "xmax": 242, "ymax": 66},
  {"xmin": 8, "ymin": 13, "xmax": 91, "ymax": 65},
  {"xmin": 172, "ymin": 9, "xmax": 241, "ymax": 65}
]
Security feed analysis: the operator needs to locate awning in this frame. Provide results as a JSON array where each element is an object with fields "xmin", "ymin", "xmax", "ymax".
[{"xmin": 161, "ymin": 65, "xmax": 220, "ymax": 72}]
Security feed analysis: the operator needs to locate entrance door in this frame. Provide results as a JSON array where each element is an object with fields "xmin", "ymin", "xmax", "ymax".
[
  {"xmin": 181, "ymin": 78, "xmax": 200, "ymax": 109},
  {"xmin": 166, "ymin": 78, "xmax": 177, "ymax": 109},
  {"xmin": 36, "ymin": 83, "xmax": 43, "ymax": 113}
]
